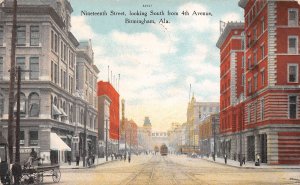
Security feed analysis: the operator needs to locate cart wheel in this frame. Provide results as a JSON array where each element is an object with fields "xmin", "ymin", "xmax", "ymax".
[{"xmin": 52, "ymin": 168, "xmax": 61, "ymax": 183}]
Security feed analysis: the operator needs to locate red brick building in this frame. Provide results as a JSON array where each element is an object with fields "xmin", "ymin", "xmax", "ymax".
[
  {"xmin": 240, "ymin": 0, "xmax": 300, "ymax": 165},
  {"xmin": 218, "ymin": 0, "xmax": 300, "ymax": 165},
  {"xmin": 97, "ymin": 81, "xmax": 120, "ymax": 144},
  {"xmin": 217, "ymin": 22, "xmax": 245, "ymax": 159},
  {"xmin": 124, "ymin": 119, "xmax": 138, "ymax": 152}
]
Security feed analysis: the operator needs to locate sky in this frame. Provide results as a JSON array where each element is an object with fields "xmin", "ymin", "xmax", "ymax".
[{"xmin": 70, "ymin": 0, "xmax": 243, "ymax": 131}]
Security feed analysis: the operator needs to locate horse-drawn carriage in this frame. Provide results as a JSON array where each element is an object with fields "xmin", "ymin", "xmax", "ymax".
[{"xmin": 0, "ymin": 138, "xmax": 61, "ymax": 184}]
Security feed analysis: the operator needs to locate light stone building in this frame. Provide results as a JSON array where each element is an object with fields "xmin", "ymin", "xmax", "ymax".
[{"xmin": 0, "ymin": 0, "xmax": 98, "ymax": 164}]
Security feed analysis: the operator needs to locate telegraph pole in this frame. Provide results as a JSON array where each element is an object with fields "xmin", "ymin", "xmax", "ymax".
[
  {"xmin": 83, "ymin": 103, "xmax": 87, "ymax": 167},
  {"xmin": 239, "ymin": 107, "xmax": 243, "ymax": 166},
  {"xmin": 15, "ymin": 67, "xmax": 21, "ymax": 163},
  {"xmin": 105, "ymin": 119, "xmax": 108, "ymax": 161},
  {"xmin": 8, "ymin": 0, "xmax": 18, "ymax": 164},
  {"xmin": 213, "ymin": 116, "xmax": 216, "ymax": 161}
]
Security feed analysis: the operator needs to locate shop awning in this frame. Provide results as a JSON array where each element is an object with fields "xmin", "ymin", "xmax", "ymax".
[
  {"xmin": 52, "ymin": 105, "xmax": 62, "ymax": 116},
  {"xmin": 50, "ymin": 133, "xmax": 71, "ymax": 151},
  {"xmin": 59, "ymin": 108, "xmax": 68, "ymax": 117}
]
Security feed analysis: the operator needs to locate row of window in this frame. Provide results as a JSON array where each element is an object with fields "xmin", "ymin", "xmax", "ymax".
[
  {"xmin": 16, "ymin": 25, "xmax": 40, "ymax": 46},
  {"xmin": 51, "ymin": 95, "xmax": 97, "ymax": 129},
  {"xmin": 248, "ymin": 64, "xmax": 298, "ymax": 95},
  {"xmin": 244, "ymin": 44, "xmax": 265, "ymax": 70},
  {"xmin": 0, "ymin": 92, "xmax": 40, "ymax": 118},
  {"xmin": 51, "ymin": 61, "xmax": 75, "ymax": 94},
  {"xmin": 247, "ymin": 95, "xmax": 297, "ymax": 123},
  {"xmin": 50, "ymin": 30, "xmax": 75, "ymax": 69},
  {"xmin": 248, "ymin": 69, "xmax": 265, "ymax": 94},
  {"xmin": 20, "ymin": 130, "xmax": 38, "ymax": 146},
  {"xmin": 245, "ymin": 0, "xmax": 267, "ymax": 28},
  {"xmin": 0, "ymin": 57, "xmax": 39, "ymax": 80},
  {"xmin": 247, "ymin": 98, "xmax": 265, "ymax": 123},
  {"xmin": 0, "ymin": 25, "xmax": 39, "ymax": 47}
]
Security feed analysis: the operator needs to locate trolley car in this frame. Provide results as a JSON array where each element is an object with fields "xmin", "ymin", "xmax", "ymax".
[{"xmin": 160, "ymin": 144, "xmax": 168, "ymax": 156}]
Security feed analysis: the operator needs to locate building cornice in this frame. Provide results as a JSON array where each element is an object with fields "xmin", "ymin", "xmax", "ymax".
[
  {"xmin": 2, "ymin": 6, "xmax": 65, "ymax": 28},
  {"xmin": 216, "ymin": 22, "xmax": 244, "ymax": 49}
]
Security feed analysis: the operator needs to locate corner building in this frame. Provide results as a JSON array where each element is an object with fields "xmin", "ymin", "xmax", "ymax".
[
  {"xmin": 219, "ymin": 0, "xmax": 300, "ymax": 165},
  {"xmin": 0, "ymin": 0, "xmax": 98, "ymax": 164}
]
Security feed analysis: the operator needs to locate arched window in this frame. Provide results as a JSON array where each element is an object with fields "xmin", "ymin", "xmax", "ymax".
[
  {"xmin": 0, "ymin": 94, "xmax": 3, "ymax": 117},
  {"xmin": 29, "ymin": 92, "xmax": 40, "ymax": 117},
  {"xmin": 54, "ymin": 97, "xmax": 57, "ymax": 106}
]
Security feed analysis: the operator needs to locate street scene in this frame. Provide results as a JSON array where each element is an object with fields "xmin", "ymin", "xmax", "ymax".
[
  {"xmin": 0, "ymin": 0, "xmax": 300, "ymax": 184},
  {"xmin": 58, "ymin": 155, "xmax": 300, "ymax": 185}
]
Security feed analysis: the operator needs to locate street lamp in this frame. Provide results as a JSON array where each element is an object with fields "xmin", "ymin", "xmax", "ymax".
[
  {"xmin": 213, "ymin": 116, "xmax": 216, "ymax": 161},
  {"xmin": 105, "ymin": 119, "xmax": 109, "ymax": 161}
]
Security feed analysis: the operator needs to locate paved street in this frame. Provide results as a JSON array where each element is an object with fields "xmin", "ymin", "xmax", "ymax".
[{"xmin": 39, "ymin": 155, "xmax": 300, "ymax": 185}]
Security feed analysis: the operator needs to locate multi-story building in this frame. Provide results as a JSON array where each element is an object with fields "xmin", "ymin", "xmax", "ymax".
[
  {"xmin": 74, "ymin": 40, "xmax": 99, "ymax": 160},
  {"xmin": 0, "ymin": 0, "xmax": 98, "ymax": 164},
  {"xmin": 137, "ymin": 117, "xmax": 152, "ymax": 152},
  {"xmin": 216, "ymin": 22, "xmax": 245, "ymax": 160},
  {"xmin": 239, "ymin": 0, "xmax": 300, "ymax": 165},
  {"xmin": 199, "ymin": 114, "xmax": 220, "ymax": 157},
  {"xmin": 217, "ymin": 0, "xmax": 300, "ymax": 165},
  {"xmin": 124, "ymin": 119, "xmax": 138, "ymax": 153},
  {"xmin": 97, "ymin": 81, "xmax": 120, "ymax": 155},
  {"xmin": 187, "ymin": 95, "xmax": 219, "ymax": 153},
  {"xmin": 167, "ymin": 122, "xmax": 182, "ymax": 153}
]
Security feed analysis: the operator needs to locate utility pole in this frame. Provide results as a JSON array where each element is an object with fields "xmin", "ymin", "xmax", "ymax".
[
  {"xmin": 15, "ymin": 67, "xmax": 21, "ymax": 163},
  {"xmin": 117, "ymin": 121, "xmax": 119, "ymax": 153},
  {"xmin": 8, "ymin": 0, "xmax": 18, "ymax": 164},
  {"xmin": 124, "ymin": 127, "xmax": 127, "ymax": 155},
  {"xmin": 213, "ymin": 116, "xmax": 216, "ymax": 161},
  {"xmin": 83, "ymin": 103, "xmax": 87, "ymax": 167},
  {"xmin": 105, "ymin": 119, "xmax": 108, "ymax": 161},
  {"xmin": 129, "ymin": 125, "xmax": 132, "ymax": 155},
  {"xmin": 239, "ymin": 107, "xmax": 243, "ymax": 166}
]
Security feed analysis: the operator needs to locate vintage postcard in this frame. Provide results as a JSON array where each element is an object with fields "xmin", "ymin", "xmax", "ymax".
[{"xmin": 0, "ymin": 0, "xmax": 300, "ymax": 184}]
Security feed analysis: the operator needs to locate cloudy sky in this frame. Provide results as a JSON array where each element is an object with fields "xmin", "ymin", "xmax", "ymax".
[{"xmin": 70, "ymin": 0, "xmax": 243, "ymax": 131}]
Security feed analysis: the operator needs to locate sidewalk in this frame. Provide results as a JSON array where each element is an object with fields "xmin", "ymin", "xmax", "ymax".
[
  {"xmin": 201, "ymin": 156, "xmax": 300, "ymax": 169},
  {"xmin": 60, "ymin": 157, "xmax": 118, "ymax": 169}
]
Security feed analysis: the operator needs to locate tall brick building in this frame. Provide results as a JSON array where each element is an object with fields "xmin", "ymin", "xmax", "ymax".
[
  {"xmin": 218, "ymin": 0, "xmax": 300, "ymax": 165},
  {"xmin": 97, "ymin": 81, "xmax": 119, "ymax": 154},
  {"xmin": 217, "ymin": 22, "xmax": 245, "ymax": 160}
]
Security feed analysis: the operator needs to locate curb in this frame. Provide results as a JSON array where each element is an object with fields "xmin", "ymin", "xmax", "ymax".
[
  {"xmin": 201, "ymin": 158, "xmax": 300, "ymax": 169},
  {"xmin": 60, "ymin": 159, "xmax": 117, "ymax": 170}
]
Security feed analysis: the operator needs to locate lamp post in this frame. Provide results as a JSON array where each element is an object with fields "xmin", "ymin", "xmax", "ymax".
[
  {"xmin": 213, "ymin": 116, "xmax": 216, "ymax": 161},
  {"xmin": 105, "ymin": 119, "xmax": 108, "ymax": 161},
  {"xmin": 239, "ymin": 107, "xmax": 243, "ymax": 167},
  {"xmin": 83, "ymin": 103, "xmax": 87, "ymax": 167}
]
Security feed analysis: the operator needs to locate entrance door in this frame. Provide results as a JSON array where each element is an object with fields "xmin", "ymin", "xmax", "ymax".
[
  {"xmin": 260, "ymin": 134, "xmax": 267, "ymax": 163},
  {"xmin": 247, "ymin": 136, "xmax": 255, "ymax": 161}
]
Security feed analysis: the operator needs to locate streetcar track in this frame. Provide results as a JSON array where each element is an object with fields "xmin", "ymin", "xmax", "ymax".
[
  {"xmin": 147, "ymin": 166, "xmax": 155, "ymax": 185},
  {"xmin": 122, "ymin": 156, "xmax": 158, "ymax": 185}
]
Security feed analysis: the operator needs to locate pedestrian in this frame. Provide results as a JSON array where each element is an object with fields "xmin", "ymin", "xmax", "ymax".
[
  {"xmin": 224, "ymin": 154, "xmax": 227, "ymax": 164},
  {"xmin": 76, "ymin": 154, "xmax": 80, "ymax": 166},
  {"xmin": 124, "ymin": 153, "xmax": 126, "ymax": 162},
  {"xmin": 128, "ymin": 155, "xmax": 131, "ymax": 163},
  {"xmin": 67, "ymin": 153, "xmax": 71, "ymax": 165},
  {"xmin": 242, "ymin": 156, "xmax": 246, "ymax": 165}
]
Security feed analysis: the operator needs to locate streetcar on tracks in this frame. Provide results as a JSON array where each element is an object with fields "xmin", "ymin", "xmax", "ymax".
[{"xmin": 160, "ymin": 144, "xmax": 168, "ymax": 156}]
